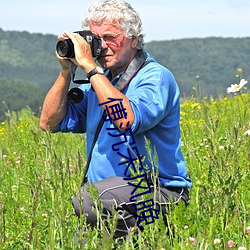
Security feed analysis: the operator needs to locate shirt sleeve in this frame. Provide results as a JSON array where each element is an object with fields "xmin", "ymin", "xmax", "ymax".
[{"xmin": 128, "ymin": 63, "xmax": 180, "ymax": 134}]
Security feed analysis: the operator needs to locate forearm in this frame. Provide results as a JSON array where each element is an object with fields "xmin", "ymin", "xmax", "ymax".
[
  {"xmin": 90, "ymin": 74, "xmax": 134, "ymax": 131},
  {"xmin": 40, "ymin": 70, "xmax": 71, "ymax": 132}
]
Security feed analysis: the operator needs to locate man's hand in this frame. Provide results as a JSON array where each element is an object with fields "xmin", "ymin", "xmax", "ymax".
[
  {"xmin": 62, "ymin": 31, "xmax": 96, "ymax": 73},
  {"xmin": 56, "ymin": 33, "xmax": 79, "ymax": 71}
]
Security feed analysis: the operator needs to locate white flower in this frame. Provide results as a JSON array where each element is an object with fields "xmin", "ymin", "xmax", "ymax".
[
  {"xmin": 227, "ymin": 79, "xmax": 248, "ymax": 93},
  {"xmin": 214, "ymin": 238, "xmax": 221, "ymax": 244},
  {"xmin": 238, "ymin": 247, "xmax": 246, "ymax": 250},
  {"xmin": 20, "ymin": 207, "xmax": 25, "ymax": 214},
  {"xmin": 244, "ymin": 130, "xmax": 250, "ymax": 136},
  {"xmin": 189, "ymin": 237, "xmax": 196, "ymax": 245}
]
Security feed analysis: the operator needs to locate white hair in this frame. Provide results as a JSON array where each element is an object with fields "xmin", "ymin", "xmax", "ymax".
[{"xmin": 82, "ymin": 0, "xmax": 145, "ymax": 49}]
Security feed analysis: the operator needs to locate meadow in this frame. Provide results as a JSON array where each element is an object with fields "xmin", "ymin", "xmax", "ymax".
[{"xmin": 0, "ymin": 90, "xmax": 249, "ymax": 249}]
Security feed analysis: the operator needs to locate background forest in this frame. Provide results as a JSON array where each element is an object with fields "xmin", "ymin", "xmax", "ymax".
[{"xmin": 0, "ymin": 28, "xmax": 250, "ymax": 121}]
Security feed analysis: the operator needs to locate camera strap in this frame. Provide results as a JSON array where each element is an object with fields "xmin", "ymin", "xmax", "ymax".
[
  {"xmin": 81, "ymin": 50, "xmax": 150, "ymax": 185},
  {"xmin": 114, "ymin": 49, "xmax": 148, "ymax": 92}
]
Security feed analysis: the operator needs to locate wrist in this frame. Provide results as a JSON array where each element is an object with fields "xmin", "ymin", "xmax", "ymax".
[
  {"xmin": 87, "ymin": 66, "xmax": 104, "ymax": 80},
  {"xmin": 83, "ymin": 63, "xmax": 97, "ymax": 74},
  {"xmin": 60, "ymin": 68, "xmax": 71, "ymax": 80}
]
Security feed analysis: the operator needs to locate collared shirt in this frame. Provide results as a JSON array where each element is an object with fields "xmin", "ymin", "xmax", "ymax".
[{"xmin": 57, "ymin": 52, "xmax": 192, "ymax": 188}]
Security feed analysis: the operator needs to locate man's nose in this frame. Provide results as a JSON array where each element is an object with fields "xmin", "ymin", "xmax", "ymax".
[{"xmin": 101, "ymin": 38, "xmax": 108, "ymax": 49}]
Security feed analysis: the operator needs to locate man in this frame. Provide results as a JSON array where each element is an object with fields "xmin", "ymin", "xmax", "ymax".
[{"xmin": 40, "ymin": 0, "xmax": 192, "ymax": 242}]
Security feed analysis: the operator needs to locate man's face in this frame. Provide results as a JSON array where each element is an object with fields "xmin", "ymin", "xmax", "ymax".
[{"xmin": 89, "ymin": 20, "xmax": 138, "ymax": 73}]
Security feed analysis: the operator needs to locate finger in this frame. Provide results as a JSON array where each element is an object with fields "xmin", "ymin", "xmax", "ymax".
[
  {"xmin": 57, "ymin": 31, "xmax": 70, "ymax": 40},
  {"xmin": 65, "ymin": 31, "xmax": 85, "ymax": 43},
  {"xmin": 55, "ymin": 51, "xmax": 79, "ymax": 66},
  {"xmin": 64, "ymin": 30, "xmax": 76, "ymax": 40}
]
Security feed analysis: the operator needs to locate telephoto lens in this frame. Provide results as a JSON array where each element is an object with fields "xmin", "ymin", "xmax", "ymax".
[{"xmin": 56, "ymin": 39, "xmax": 75, "ymax": 58}]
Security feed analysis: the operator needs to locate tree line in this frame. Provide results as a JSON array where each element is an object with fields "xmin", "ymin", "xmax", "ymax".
[{"xmin": 0, "ymin": 28, "xmax": 249, "ymax": 120}]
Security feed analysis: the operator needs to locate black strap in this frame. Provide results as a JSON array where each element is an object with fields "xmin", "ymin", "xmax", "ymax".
[
  {"xmin": 81, "ymin": 114, "xmax": 106, "ymax": 185},
  {"xmin": 81, "ymin": 50, "xmax": 149, "ymax": 185},
  {"xmin": 115, "ymin": 49, "xmax": 147, "ymax": 91}
]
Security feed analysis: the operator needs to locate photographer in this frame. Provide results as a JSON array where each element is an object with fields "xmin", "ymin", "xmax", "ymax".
[{"xmin": 40, "ymin": 0, "xmax": 192, "ymax": 244}]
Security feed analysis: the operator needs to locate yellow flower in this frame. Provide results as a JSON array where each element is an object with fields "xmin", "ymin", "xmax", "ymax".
[
  {"xmin": 191, "ymin": 103, "xmax": 201, "ymax": 109},
  {"xmin": 237, "ymin": 67, "xmax": 243, "ymax": 73}
]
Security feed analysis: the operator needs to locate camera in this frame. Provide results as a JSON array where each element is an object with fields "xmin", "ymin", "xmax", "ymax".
[{"xmin": 56, "ymin": 30, "xmax": 102, "ymax": 58}]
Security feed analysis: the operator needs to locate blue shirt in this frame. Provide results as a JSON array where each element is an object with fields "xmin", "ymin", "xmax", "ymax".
[{"xmin": 58, "ymin": 52, "xmax": 192, "ymax": 188}]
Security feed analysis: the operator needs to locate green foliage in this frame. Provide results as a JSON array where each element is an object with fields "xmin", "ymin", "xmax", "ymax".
[
  {"xmin": 0, "ymin": 94, "xmax": 249, "ymax": 249},
  {"xmin": 0, "ymin": 79, "xmax": 46, "ymax": 121},
  {"xmin": 0, "ymin": 29, "xmax": 62, "ymax": 121},
  {"xmin": 0, "ymin": 29, "xmax": 60, "ymax": 86}
]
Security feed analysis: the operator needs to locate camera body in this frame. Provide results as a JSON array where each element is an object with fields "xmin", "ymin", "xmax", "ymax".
[{"xmin": 56, "ymin": 30, "xmax": 102, "ymax": 58}]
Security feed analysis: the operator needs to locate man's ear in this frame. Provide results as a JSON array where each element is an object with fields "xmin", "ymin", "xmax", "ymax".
[{"xmin": 131, "ymin": 36, "xmax": 139, "ymax": 48}]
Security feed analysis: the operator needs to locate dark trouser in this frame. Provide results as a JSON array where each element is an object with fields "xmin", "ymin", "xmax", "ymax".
[{"xmin": 72, "ymin": 176, "xmax": 189, "ymax": 239}]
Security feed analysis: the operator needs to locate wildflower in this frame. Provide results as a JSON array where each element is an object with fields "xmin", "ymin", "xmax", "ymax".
[
  {"xmin": 238, "ymin": 247, "xmax": 246, "ymax": 250},
  {"xmin": 227, "ymin": 79, "xmax": 248, "ymax": 93},
  {"xmin": 191, "ymin": 103, "xmax": 201, "ymax": 109},
  {"xmin": 218, "ymin": 145, "xmax": 224, "ymax": 150},
  {"xmin": 196, "ymin": 180, "xmax": 202, "ymax": 185},
  {"xmin": 237, "ymin": 67, "xmax": 243, "ymax": 73},
  {"xmin": 189, "ymin": 237, "xmax": 196, "ymax": 246},
  {"xmin": 42, "ymin": 213, "xmax": 48, "ymax": 221},
  {"xmin": 244, "ymin": 130, "xmax": 250, "ymax": 136},
  {"xmin": 214, "ymin": 238, "xmax": 221, "ymax": 244},
  {"xmin": 228, "ymin": 240, "xmax": 235, "ymax": 248},
  {"xmin": 12, "ymin": 185, "xmax": 17, "ymax": 192},
  {"xmin": 20, "ymin": 207, "xmax": 25, "ymax": 214},
  {"xmin": 246, "ymin": 226, "xmax": 250, "ymax": 235}
]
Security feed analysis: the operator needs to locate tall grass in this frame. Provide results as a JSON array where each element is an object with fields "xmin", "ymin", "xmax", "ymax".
[{"xmin": 0, "ymin": 93, "xmax": 249, "ymax": 249}]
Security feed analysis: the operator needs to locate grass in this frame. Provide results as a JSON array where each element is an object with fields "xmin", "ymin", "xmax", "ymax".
[{"xmin": 0, "ymin": 93, "xmax": 249, "ymax": 249}]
